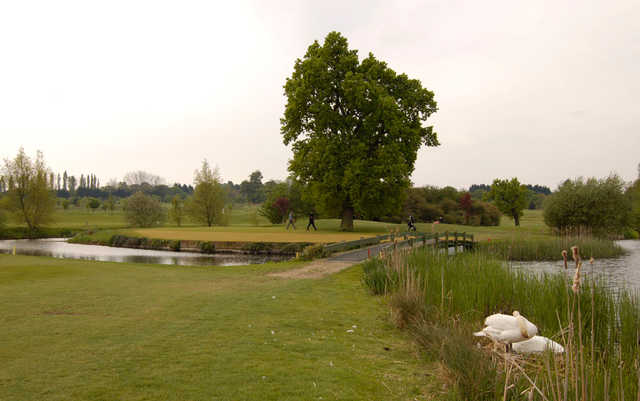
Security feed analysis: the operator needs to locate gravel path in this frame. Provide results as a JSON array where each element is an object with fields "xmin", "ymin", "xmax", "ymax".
[{"xmin": 270, "ymin": 239, "xmax": 434, "ymax": 279}]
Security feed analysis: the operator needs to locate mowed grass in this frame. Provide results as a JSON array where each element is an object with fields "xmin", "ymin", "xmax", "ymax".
[
  {"xmin": 9, "ymin": 205, "xmax": 551, "ymax": 244},
  {"xmin": 128, "ymin": 219, "xmax": 401, "ymax": 243},
  {"xmin": 0, "ymin": 255, "xmax": 431, "ymax": 401},
  {"xmin": 415, "ymin": 209, "xmax": 550, "ymax": 241},
  {"xmin": 6, "ymin": 207, "xmax": 128, "ymax": 229}
]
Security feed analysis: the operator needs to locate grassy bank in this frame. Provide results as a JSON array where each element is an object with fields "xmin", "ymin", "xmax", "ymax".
[
  {"xmin": 477, "ymin": 235, "xmax": 627, "ymax": 261},
  {"xmin": 0, "ymin": 255, "xmax": 431, "ymax": 400},
  {"xmin": 362, "ymin": 247, "xmax": 640, "ymax": 400}
]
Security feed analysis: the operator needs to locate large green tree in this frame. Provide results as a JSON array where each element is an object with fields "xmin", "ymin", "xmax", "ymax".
[
  {"xmin": 281, "ymin": 32, "xmax": 438, "ymax": 230},
  {"xmin": 187, "ymin": 160, "xmax": 226, "ymax": 227},
  {"xmin": 486, "ymin": 178, "xmax": 528, "ymax": 226},
  {"xmin": 2, "ymin": 148, "xmax": 56, "ymax": 232}
]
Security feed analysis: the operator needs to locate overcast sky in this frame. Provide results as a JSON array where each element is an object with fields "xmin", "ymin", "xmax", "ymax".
[{"xmin": 1, "ymin": 0, "xmax": 638, "ymax": 190}]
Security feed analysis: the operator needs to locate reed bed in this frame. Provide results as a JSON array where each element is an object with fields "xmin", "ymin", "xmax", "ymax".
[
  {"xmin": 476, "ymin": 236, "xmax": 626, "ymax": 261},
  {"xmin": 362, "ymin": 246, "xmax": 640, "ymax": 400}
]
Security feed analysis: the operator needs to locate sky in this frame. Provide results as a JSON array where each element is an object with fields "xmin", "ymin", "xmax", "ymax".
[{"xmin": 1, "ymin": 0, "xmax": 638, "ymax": 190}]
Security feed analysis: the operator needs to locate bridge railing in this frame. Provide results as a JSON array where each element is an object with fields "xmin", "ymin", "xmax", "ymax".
[{"xmin": 323, "ymin": 231, "xmax": 475, "ymax": 254}]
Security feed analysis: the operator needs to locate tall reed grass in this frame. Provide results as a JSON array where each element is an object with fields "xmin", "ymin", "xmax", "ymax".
[
  {"xmin": 362, "ymin": 246, "xmax": 640, "ymax": 400},
  {"xmin": 477, "ymin": 236, "xmax": 626, "ymax": 261}
]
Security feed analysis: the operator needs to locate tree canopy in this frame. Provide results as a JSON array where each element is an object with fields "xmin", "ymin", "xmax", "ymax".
[
  {"xmin": 486, "ymin": 178, "xmax": 528, "ymax": 226},
  {"xmin": 281, "ymin": 31, "xmax": 438, "ymax": 230},
  {"xmin": 2, "ymin": 148, "xmax": 56, "ymax": 232},
  {"xmin": 123, "ymin": 191, "xmax": 165, "ymax": 228},
  {"xmin": 187, "ymin": 160, "xmax": 226, "ymax": 227},
  {"xmin": 544, "ymin": 175, "xmax": 632, "ymax": 236}
]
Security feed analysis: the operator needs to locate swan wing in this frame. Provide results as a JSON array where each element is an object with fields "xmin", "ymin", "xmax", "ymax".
[
  {"xmin": 484, "ymin": 314, "xmax": 518, "ymax": 330},
  {"xmin": 513, "ymin": 336, "xmax": 565, "ymax": 354}
]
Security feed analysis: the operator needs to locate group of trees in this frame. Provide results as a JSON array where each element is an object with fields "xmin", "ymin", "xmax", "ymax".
[
  {"xmin": 3, "ymin": 32, "xmax": 637, "ymax": 239},
  {"xmin": 470, "ymin": 183, "xmax": 549, "ymax": 210},
  {"xmin": 402, "ymin": 186, "xmax": 501, "ymax": 226},
  {"xmin": 543, "ymin": 173, "xmax": 639, "ymax": 237},
  {"xmin": 123, "ymin": 160, "xmax": 227, "ymax": 228}
]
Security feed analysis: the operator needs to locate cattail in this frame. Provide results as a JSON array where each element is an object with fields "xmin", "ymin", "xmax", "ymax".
[
  {"xmin": 572, "ymin": 261, "xmax": 582, "ymax": 294},
  {"xmin": 562, "ymin": 250, "xmax": 568, "ymax": 269},
  {"xmin": 571, "ymin": 246, "xmax": 580, "ymax": 264}
]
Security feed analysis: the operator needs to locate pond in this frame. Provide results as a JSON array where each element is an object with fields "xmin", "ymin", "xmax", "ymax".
[
  {"xmin": 511, "ymin": 240, "xmax": 640, "ymax": 291},
  {"xmin": 0, "ymin": 238, "xmax": 290, "ymax": 267}
]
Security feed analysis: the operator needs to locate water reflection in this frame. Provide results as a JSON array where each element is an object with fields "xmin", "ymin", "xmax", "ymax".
[
  {"xmin": 511, "ymin": 240, "xmax": 640, "ymax": 291},
  {"xmin": 0, "ymin": 238, "xmax": 290, "ymax": 266}
]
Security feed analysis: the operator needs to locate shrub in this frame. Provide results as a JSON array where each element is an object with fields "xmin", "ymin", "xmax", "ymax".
[
  {"xmin": 279, "ymin": 242, "xmax": 311, "ymax": 255},
  {"xmin": 241, "ymin": 242, "xmax": 274, "ymax": 254},
  {"xmin": 299, "ymin": 244, "xmax": 327, "ymax": 260},
  {"xmin": 169, "ymin": 240, "xmax": 181, "ymax": 251},
  {"xmin": 623, "ymin": 227, "xmax": 639, "ymax": 240},
  {"xmin": 124, "ymin": 192, "xmax": 165, "ymax": 228},
  {"xmin": 544, "ymin": 175, "xmax": 632, "ymax": 237},
  {"xmin": 150, "ymin": 239, "xmax": 166, "ymax": 249},
  {"xmin": 198, "ymin": 241, "xmax": 216, "ymax": 254}
]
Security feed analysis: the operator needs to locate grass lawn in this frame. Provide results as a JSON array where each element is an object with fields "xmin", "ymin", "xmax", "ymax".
[
  {"xmin": 126, "ymin": 219, "xmax": 400, "ymax": 244},
  {"xmin": 8, "ymin": 205, "xmax": 551, "ymax": 244},
  {"xmin": 128, "ymin": 210, "xmax": 550, "ymax": 244},
  {"xmin": 415, "ymin": 209, "xmax": 551, "ymax": 241},
  {"xmin": 0, "ymin": 255, "xmax": 431, "ymax": 400}
]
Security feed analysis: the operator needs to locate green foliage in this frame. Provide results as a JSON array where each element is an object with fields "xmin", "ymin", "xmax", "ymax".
[
  {"xmin": 240, "ymin": 242, "xmax": 274, "ymax": 254},
  {"xmin": 486, "ymin": 178, "xmax": 528, "ymax": 226},
  {"xmin": 198, "ymin": 241, "xmax": 216, "ymax": 254},
  {"xmin": 402, "ymin": 186, "xmax": 500, "ymax": 226},
  {"xmin": 258, "ymin": 178, "xmax": 313, "ymax": 224},
  {"xmin": 2, "ymin": 148, "xmax": 56, "ymax": 232},
  {"xmin": 239, "ymin": 170, "xmax": 266, "ymax": 204},
  {"xmin": 278, "ymin": 242, "xmax": 311, "ymax": 255},
  {"xmin": 363, "ymin": 248, "xmax": 640, "ymax": 399},
  {"xmin": 123, "ymin": 191, "xmax": 165, "ymax": 228},
  {"xmin": 297, "ymin": 243, "xmax": 328, "ymax": 260},
  {"xmin": 627, "ymin": 178, "xmax": 640, "ymax": 233},
  {"xmin": 87, "ymin": 197, "xmax": 101, "ymax": 211},
  {"xmin": 544, "ymin": 175, "xmax": 632, "ymax": 236},
  {"xmin": 168, "ymin": 195, "xmax": 185, "ymax": 226},
  {"xmin": 282, "ymin": 32, "xmax": 438, "ymax": 230},
  {"xmin": 0, "ymin": 206, "xmax": 6, "ymax": 235},
  {"xmin": 477, "ymin": 235, "xmax": 626, "ymax": 261},
  {"xmin": 187, "ymin": 160, "xmax": 226, "ymax": 227}
]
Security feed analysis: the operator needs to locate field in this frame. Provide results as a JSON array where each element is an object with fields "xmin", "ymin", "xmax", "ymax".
[
  {"xmin": 0, "ymin": 255, "xmax": 431, "ymax": 400},
  {"xmin": 5, "ymin": 204, "xmax": 550, "ymax": 243}
]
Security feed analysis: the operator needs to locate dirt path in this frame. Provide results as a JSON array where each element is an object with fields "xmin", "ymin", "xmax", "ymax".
[
  {"xmin": 268, "ymin": 241, "xmax": 396, "ymax": 279},
  {"xmin": 268, "ymin": 259, "xmax": 354, "ymax": 279}
]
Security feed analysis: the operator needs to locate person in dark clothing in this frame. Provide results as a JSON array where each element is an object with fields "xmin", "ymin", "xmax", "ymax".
[
  {"xmin": 407, "ymin": 215, "xmax": 416, "ymax": 231},
  {"xmin": 307, "ymin": 213, "xmax": 317, "ymax": 231}
]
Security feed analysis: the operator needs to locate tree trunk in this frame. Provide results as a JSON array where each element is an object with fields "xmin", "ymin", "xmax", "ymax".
[
  {"xmin": 340, "ymin": 207, "xmax": 354, "ymax": 231},
  {"xmin": 513, "ymin": 210, "xmax": 520, "ymax": 226}
]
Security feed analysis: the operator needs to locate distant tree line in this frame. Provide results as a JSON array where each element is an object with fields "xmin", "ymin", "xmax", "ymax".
[{"xmin": 470, "ymin": 183, "xmax": 550, "ymax": 210}]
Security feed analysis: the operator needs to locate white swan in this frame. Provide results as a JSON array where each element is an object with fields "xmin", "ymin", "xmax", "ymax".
[
  {"xmin": 512, "ymin": 336, "xmax": 565, "ymax": 354},
  {"xmin": 473, "ymin": 311, "xmax": 538, "ymax": 349}
]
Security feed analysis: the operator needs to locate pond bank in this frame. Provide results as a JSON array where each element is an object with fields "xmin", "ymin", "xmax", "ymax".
[
  {"xmin": 0, "ymin": 238, "xmax": 290, "ymax": 266},
  {"xmin": 69, "ymin": 231, "xmax": 313, "ymax": 255}
]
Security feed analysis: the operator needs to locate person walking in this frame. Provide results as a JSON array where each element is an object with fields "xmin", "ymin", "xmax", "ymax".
[
  {"xmin": 286, "ymin": 210, "xmax": 296, "ymax": 230},
  {"xmin": 307, "ymin": 212, "xmax": 317, "ymax": 231},
  {"xmin": 408, "ymin": 215, "xmax": 416, "ymax": 231}
]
